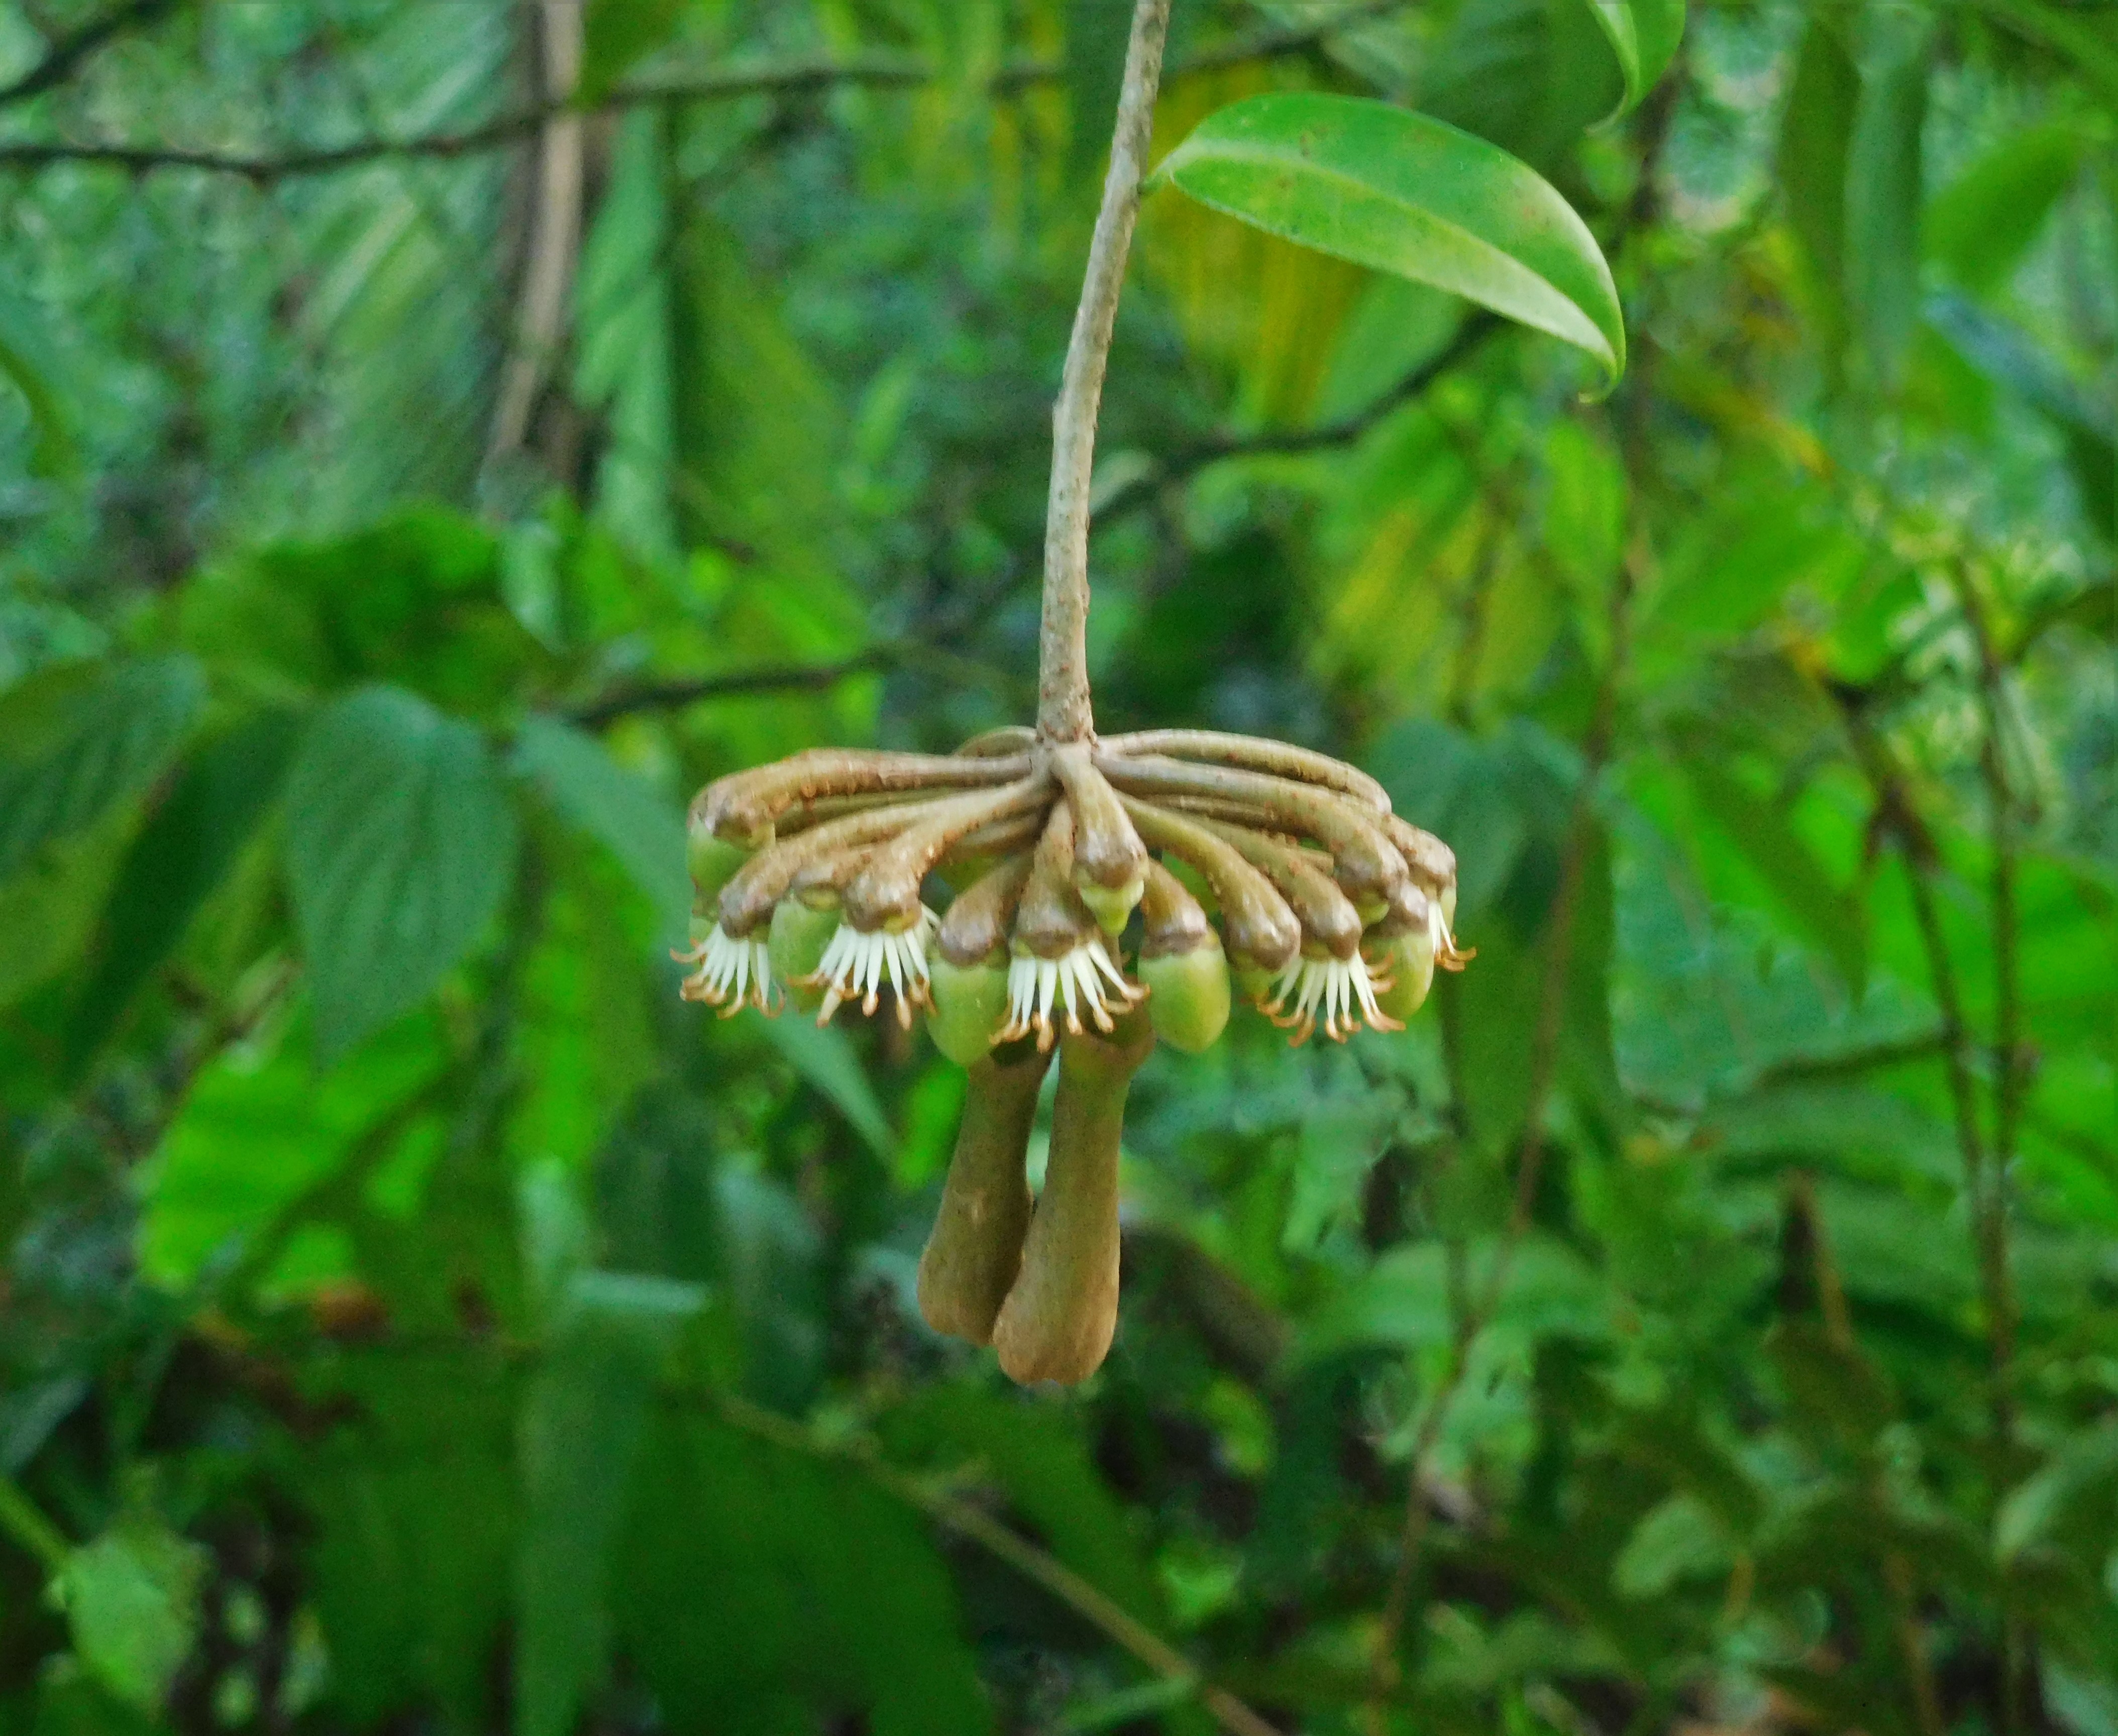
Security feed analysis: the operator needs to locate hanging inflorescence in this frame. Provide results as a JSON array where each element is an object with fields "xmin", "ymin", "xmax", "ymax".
[{"xmin": 677, "ymin": 724, "xmax": 1469, "ymax": 1385}]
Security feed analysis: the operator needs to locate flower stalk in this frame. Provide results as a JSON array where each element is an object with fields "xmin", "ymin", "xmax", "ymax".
[{"xmin": 678, "ymin": 0, "xmax": 1471, "ymax": 1385}]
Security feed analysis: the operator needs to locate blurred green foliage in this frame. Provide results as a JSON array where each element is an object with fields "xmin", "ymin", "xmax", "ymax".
[{"xmin": 0, "ymin": 1, "xmax": 2112, "ymax": 1733}]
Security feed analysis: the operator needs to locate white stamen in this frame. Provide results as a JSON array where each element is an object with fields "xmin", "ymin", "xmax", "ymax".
[
  {"xmin": 1430, "ymin": 897, "xmax": 1474, "ymax": 970},
  {"xmin": 674, "ymin": 923, "xmax": 776, "ymax": 1018},
  {"xmin": 1260, "ymin": 949, "xmax": 1401, "ymax": 1045},
  {"xmin": 803, "ymin": 906, "xmax": 938, "ymax": 1028},
  {"xmin": 999, "ymin": 935, "xmax": 1145, "ymax": 1052}
]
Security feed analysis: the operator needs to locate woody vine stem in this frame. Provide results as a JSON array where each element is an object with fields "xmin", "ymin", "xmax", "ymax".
[{"xmin": 1038, "ymin": 0, "xmax": 1172, "ymax": 741}]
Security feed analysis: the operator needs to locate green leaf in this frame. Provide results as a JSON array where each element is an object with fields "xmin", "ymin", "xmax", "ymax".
[
  {"xmin": 1926, "ymin": 124, "xmax": 2083, "ymax": 295},
  {"xmin": 1845, "ymin": 16, "xmax": 1931, "ymax": 383},
  {"xmin": 1066, "ymin": 0, "xmax": 1129, "ymax": 172},
  {"xmin": 64, "ymin": 710, "xmax": 300, "ymax": 1070},
  {"xmin": 762, "ymin": 1016, "xmax": 895, "ymax": 1158},
  {"xmin": 512, "ymin": 715, "xmax": 688, "ymax": 944},
  {"xmin": 1927, "ymin": 293, "xmax": 2116, "ymax": 545},
  {"xmin": 619, "ymin": 1413, "xmax": 992, "ymax": 1736},
  {"xmin": 577, "ymin": 0, "xmax": 686, "ymax": 105},
  {"xmin": 1577, "ymin": 0, "xmax": 1685, "ymax": 118},
  {"xmin": 285, "ymin": 686, "xmax": 518, "ymax": 1061},
  {"xmin": 1612, "ymin": 1492, "xmax": 1732, "ymax": 1598},
  {"xmin": 0, "ymin": 809, "xmax": 132, "ymax": 1012},
  {"xmin": 1777, "ymin": 20, "xmax": 1859, "ymax": 365},
  {"xmin": 0, "ymin": 657, "xmax": 205, "ymax": 883},
  {"xmin": 57, "ymin": 1517, "xmax": 209, "ymax": 1713},
  {"xmin": 1154, "ymin": 93, "xmax": 1625, "ymax": 385},
  {"xmin": 307, "ymin": 1356, "xmax": 519, "ymax": 1727},
  {"xmin": 0, "ymin": 282, "xmax": 76, "ymax": 477},
  {"xmin": 1998, "ymin": 1424, "xmax": 2118, "ymax": 1560},
  {"xmin": 515, "ymin": 1272, "xmax": 703, "ymax": 1736},
  {"xmin": 880, "ymin": 1384, "xmax": 1165, "ymax": 1628},
  {"xmin": 1673, "ymin": 750, "xmax": 1867, "ymax": 996},
  {"xmin": 1969, "ymin": 0, "xmax": 2118, "ymax": 112},
  {"xmin": 1418, "ymin": 0, "xmax": 1624, "ymax": 171}
]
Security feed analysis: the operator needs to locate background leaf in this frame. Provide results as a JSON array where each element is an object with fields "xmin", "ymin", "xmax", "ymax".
[
  {"xmin": 284, "ymin": 685, "xmax": 518, "ymax": 1060},
  {"xmin": 58, "ymin": 1515, "xmax": 209, "ymax": 1713},
  {"xmin": 1578, "ymin": 0, "xmax": 1686, "ymax": 117},
  {"xmin": 0, "ymin": 658, "xmax": 204, "ymax": 883},
  {"xmin": 512, "ymin": 714, "xmax": 688, "ymax": 943}
]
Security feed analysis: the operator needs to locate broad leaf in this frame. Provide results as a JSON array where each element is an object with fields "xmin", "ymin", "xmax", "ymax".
[
  {"xmin": 1154, "ymin": 93, "xmax": 1625, "ymax": 385},
  {"xmin": 1578, "ymin": 0, "xmax": 1685, "ymax": 118},
  {"xmin": 285, "ymin": 686, "xmax": 518, "ymax": 1060},
  {"xmin": 513, "ymin": 714, "xmax": 688, "ymax": 943},
  {"xmin": 0, "ymin": 657, "xmax": 204, "ymax": 883},
  {"xmin": 58, "ymin": 1516, "xmax": 209, "ymax": 1713},
  {"xmin": 619, "ymin": 1414, "xmax": 991, "ymax": 1736}
]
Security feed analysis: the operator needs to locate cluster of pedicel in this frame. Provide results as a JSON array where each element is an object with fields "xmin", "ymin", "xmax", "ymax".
[{"xmin": 678, "ymin": 725, "xmax": 1469, "ymax": 1385}]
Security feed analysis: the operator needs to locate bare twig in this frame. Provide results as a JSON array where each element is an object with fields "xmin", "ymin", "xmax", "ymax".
[
  {"xmin": 1092, "ymin": 315, "xmax": 1500, "ymax": 530},
  {"xmin": 0, "ymin": 13, "xmax": 1392, "ymax": 180},
  {"xmin": 564, "ymin": 647, "xmax": 900, "ymax": 728},
  {"xmin": 1037, "ymin": 0, "xmax": 1173, "ymax": 742},
  {"xmin": 0, "ymin": 0, "xmax": 180, "ymax": 108},
  {"xmin": 0, "ymin": 59, "xmax": 927, "ymax": 177},
  {"xmin": 487, "ymin": 0, "xmax": 585, "ymax": 466}
]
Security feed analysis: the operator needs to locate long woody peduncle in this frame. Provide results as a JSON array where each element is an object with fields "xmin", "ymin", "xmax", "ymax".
[{"xmin": 1037, "ymin": 0, "xmax": 1174, "ymax": 744}]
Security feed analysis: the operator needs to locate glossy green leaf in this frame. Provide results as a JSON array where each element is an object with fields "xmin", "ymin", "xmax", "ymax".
[
  {"xmin": 285, "ymin": 686, "xmax": 518, "ymax": 1061},
  {"xmin": 513, "ymin": 715, "xmax": 688, "ymax": 943},
  {"xmin": 0, "ymin": 657, "xmax": 205, "ymax": 883},
  {"xmin": 57, "ymin": 1517, "xmax": 209, "ymax": 1712},
  {"xmin": 1154, "ymin": 93, "xmax": 1625, "ymax": 384},
  {"xmin": 1578, "ymin": 0, "xmax": 1686, "ymax": 118}
]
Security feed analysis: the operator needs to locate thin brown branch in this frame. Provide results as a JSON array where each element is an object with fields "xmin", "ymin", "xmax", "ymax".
[
  {"xmin": 1037, "ymin": 0, "xmax": 1173, "ymax": 742},
  {"xmin": 0, "ymin": 59, "xmax": 928, "ymax": 177},
  {"xmin": 0, "ymin": 0, "xmax": 180, "ymax": 108},
  {"xmin": 1093, "ymin": 315, "xmax": 1501, "ymax": 531},
  {"xmin": 565, "ymin": 648, "xmax": 900, "ymax": 729},
  {"xmin": 1749, "ymin": 1028, "xmax": 1951, "ymax": 1089},
  {"xmin": 702, "ymin": 1389, "xmax": 1284, "ymax": 1736},
  {"xmin": 0, "ymin": 11, "xmax": 1397, "ymax": 179}
]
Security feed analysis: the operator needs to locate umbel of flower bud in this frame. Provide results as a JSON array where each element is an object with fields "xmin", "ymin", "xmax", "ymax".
[{"xmin": 678, "ymin": 727, "xmax": 1470, "ymax": 1385}]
